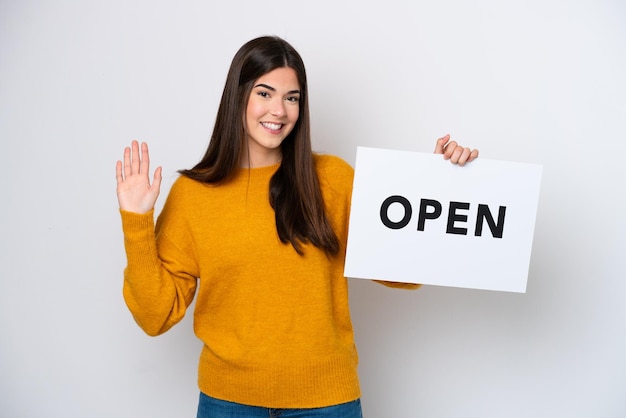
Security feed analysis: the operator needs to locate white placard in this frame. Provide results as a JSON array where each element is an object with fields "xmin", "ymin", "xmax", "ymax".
[{"xmin": 344, "ymin": 147, "xmax": 543, "ymax": 293}]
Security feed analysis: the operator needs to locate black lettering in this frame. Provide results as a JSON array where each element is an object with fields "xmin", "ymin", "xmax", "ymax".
[
  {"xmin": 380, "ymin": 195, "xmax": 412, "ymax": 229},
  {"xmin": 475, "ymin": 204, "xmax": 506, "ymax": 238},
  {"xmin": 417, "ymin": 199, "xmax": 442, "ymax": 231},
  {"xmin": 447, "ymin": 201, "xmax": 470, "ymax": 235}
]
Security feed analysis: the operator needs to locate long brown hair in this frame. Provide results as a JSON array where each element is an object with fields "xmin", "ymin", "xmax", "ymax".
[{"xmin": 180, "ymin": 36, "xmax": 339, "ymax": 256}]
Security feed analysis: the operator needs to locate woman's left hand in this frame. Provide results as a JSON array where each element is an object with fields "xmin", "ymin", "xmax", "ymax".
[{"xmin": 434, "ymin": 134, "xmax": 479, "ymax": 166}]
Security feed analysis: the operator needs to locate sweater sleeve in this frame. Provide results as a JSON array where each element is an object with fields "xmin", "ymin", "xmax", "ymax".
[
  {"xmin": 374, "ymin": 280, "xmax": 422, "ymax": 290},
  {"xmin": 120, "ymin": 201, "xmax": 198, "ymax": 336}
]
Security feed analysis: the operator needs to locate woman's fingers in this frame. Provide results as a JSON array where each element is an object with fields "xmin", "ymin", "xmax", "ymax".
[
  {"xmin": 434, "ymin": 134, "xmax": 450, "ymax": 154},
  {"xmin": 115, "ymin": 159, "xmax": 124, "ymax": 184},
  {"xmin": 118, "ymin": 141, "xmax": 152, "ymax": 182},
  {"xmin": 152, "ymin": 165, "xmax": 163, "ymax": 192},
  {"xmin": 140, "ymin": 142, "xmax": 151, "ymax": 175},
  {"xmin": 122, "ymin": 145, "xmax": 132, "ymax": 180},
  {"xmin": 131, "ymin": 140, "xmax": 141, "ymax": 175},
  {"xmin": 434, "ymin": 135, "xmax": 479, "ymax": 166},
  {"xmin": 115, "ymin": 141, "xmax": 162, "ymax": 214}
]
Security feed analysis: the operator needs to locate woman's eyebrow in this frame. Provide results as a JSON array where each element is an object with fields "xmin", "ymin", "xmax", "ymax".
[{"xmin": 254, "ymin": 83, "xmax": 300, "ymax": 95}]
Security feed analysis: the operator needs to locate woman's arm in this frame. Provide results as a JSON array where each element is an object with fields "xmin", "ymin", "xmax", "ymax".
[{"xmin": 116, "ymin": 141, "xmax": 197, "ymax": 336}]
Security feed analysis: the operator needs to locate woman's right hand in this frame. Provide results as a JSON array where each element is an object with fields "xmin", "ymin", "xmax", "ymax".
[{"xmin": 116, "ymin": 141, "xmax": 162, "ymax": 214}]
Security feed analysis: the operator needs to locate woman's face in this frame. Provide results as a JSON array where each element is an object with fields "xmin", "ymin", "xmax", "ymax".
[{"xmin": 243, "ymin": 66, "xmax": 300, "ymax": 167}]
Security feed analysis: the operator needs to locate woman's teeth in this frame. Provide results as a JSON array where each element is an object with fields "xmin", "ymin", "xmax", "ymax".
[{"xmin": 262, "ymin": 122, "xmax": 282, "ymax": 130}]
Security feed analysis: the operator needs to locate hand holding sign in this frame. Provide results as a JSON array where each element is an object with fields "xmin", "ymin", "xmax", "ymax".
[{"xmin": 434, "ymin": 134, "xmax": 479, "ymax": 166}]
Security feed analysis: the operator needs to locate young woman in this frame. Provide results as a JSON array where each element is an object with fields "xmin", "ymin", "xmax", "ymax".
[{"xmin": 116, "ymin": 36, "xmax": 478, "ymax": 418}]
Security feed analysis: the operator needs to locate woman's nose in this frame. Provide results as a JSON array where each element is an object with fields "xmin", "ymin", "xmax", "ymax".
[{"xmin": 270, "ymin": 99, "xmax": 286, "ymax": 117}]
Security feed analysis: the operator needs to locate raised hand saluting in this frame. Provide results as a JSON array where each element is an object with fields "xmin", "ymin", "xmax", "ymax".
[
  {"xmin": 115, "ymin": 141, "xmax": 162, "ymax": 214},
  {"xmin": 434, "ymin": 134, "xmax": 479, "ymax": 166}
]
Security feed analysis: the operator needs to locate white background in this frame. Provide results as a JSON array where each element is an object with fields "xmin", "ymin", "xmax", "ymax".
[{"xmin": 1, "ymin": 1, "xmax": 624, "ymax": 417}]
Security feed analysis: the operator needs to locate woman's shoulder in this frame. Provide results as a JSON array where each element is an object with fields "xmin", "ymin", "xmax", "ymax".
[
  {"xmin": 169, "ymin": 174, "xmax": 204, "ymax": 193},
  {"xmin": 313, "ymin": 153, "xmax": 354, "ymax": 179},
  {"xmin": 163, "ymin": 174, "xmax": 212, "ymax": 207},
  {"xmin": 313, "ymin": 154, "xmax": 354, "ymax": 198}
]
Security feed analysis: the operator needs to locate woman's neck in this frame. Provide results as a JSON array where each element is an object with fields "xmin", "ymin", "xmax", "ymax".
[{"xmin": 240, "ymin": 150, "xmax": 282, "ymax": 168}]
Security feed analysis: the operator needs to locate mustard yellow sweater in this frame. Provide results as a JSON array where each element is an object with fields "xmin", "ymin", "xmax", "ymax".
[{"xmin": 120, "ymin": 154, "xmax": 417, "ymax": 409}]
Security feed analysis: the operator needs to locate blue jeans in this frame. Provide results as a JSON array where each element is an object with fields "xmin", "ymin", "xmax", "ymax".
[{"xmin": 197, "ymin": 392, "xmax": 363, "ymax": 418}]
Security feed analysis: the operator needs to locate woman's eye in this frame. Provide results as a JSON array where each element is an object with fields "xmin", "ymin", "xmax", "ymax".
[
  {"xmin": 257, "ymin": 91, "xmax": 270, "ymax": 98},
  {"xmin": 286, "ymin": 96, "xmax": 300, "ymax": 103}
]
